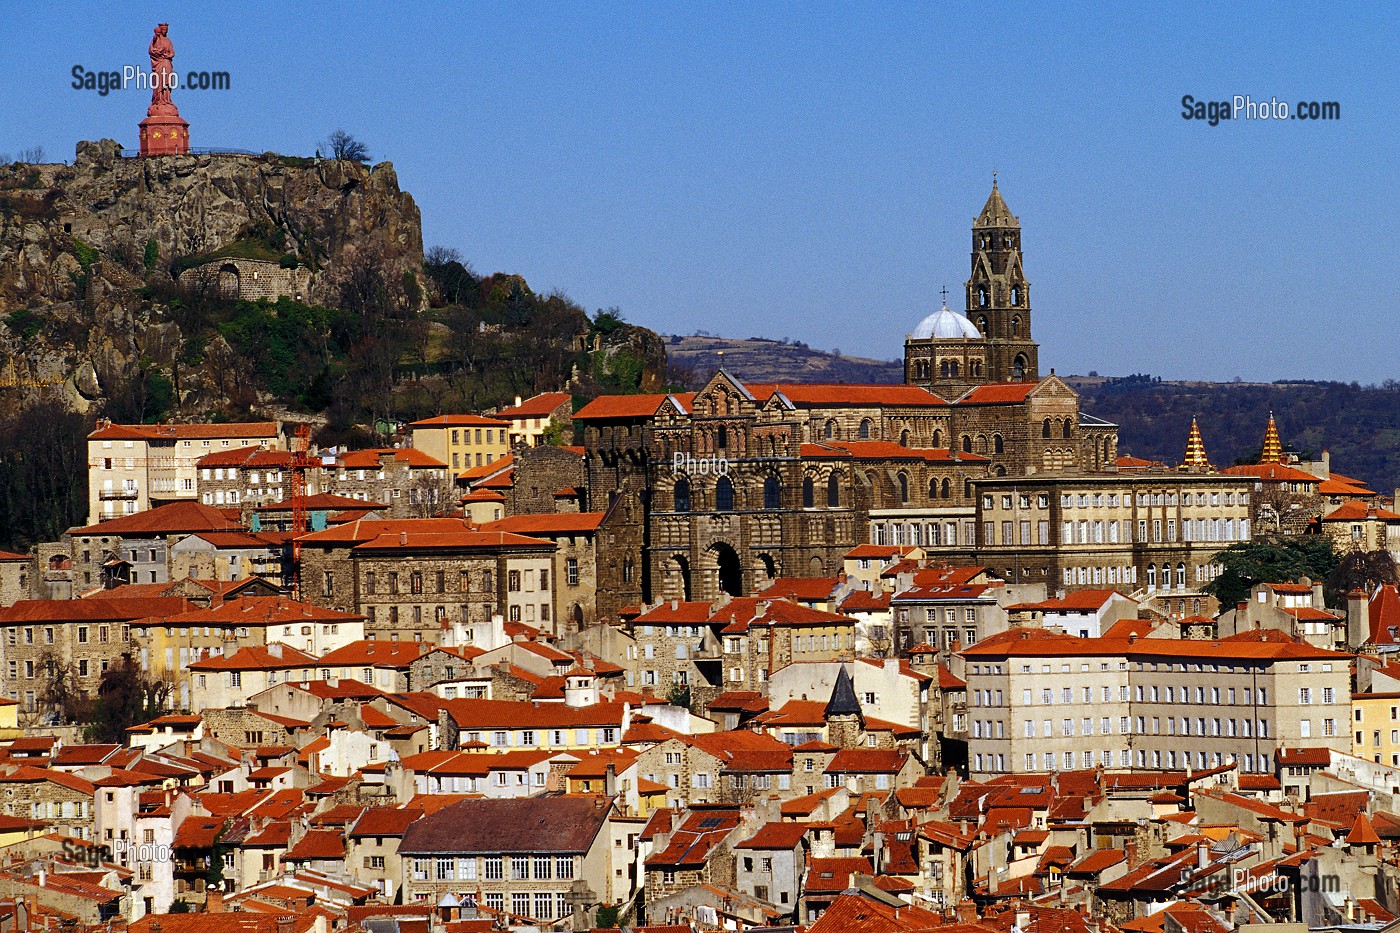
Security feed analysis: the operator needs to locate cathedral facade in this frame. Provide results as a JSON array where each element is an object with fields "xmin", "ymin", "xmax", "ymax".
[{"xmin": 572, "ymin": 185, "xmax": 1118, "ymax": 608}]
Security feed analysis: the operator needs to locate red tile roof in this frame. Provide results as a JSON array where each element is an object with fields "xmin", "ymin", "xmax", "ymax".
[
  {"xmin": 481, "ymin": 512, "xmax": 606, "ymax": 535},
  {"xmin": 350, "ymin": 530, "xmax": 554, "ymax": 552},
  {"xmin": 316, "ymin": 639, "xmax": 434, "ymax": 668},
  {"xmin": 574, "ymin": 393, "xmax": 694, "ymax": 420},
  {"xmin": 90, "ymin": 421, "xmax": 277, "ymax": 441},
  {"xmin": 188, "ymin": 643, "xmax": 316, "ymax": 671},
  {"xmin": 285, "ymin": 828, "xmax": 346, "ymax": 860},
  {"xmin": 408, "ymin": 415, "xmax": 510, "ymax": 428},
  {"xmin": 196, "ymin": 446, "xmax": 292, "ymax": 469},
  {"xmin": 494, "ymin": 392, "xmax": 572, "ymax": 418},
  {"xmin": 1323, "ymin": 500, "xmax": 1400, "ymax": 522},
  {"xmin": 956, "ymin": 382, "xmax": 1041, "ymax": 405},
  {"xmin": 71, "ymin": 500, "xmax": 246, "ymax": 536},
  {"xmin": 1222, "ymin": 462, "xmax": 1321, "ymax": 483},
  {"xmin": 141, "ymin": 596, "xmax": 363, "ymax": 628},
  {"xmin": 337, "ymin": 448, "xmax": 447, "ymax": 469},
  {"xmin": 296, "ymin": 517, "xmax": 477, "ymax": 545},
  {"xmin": 736, "ymin": 821, "xmax": 809, "ymax": 850},
  {"xmin": 0, "ymin": 597, "xmax": 191, "ymax": 623}
]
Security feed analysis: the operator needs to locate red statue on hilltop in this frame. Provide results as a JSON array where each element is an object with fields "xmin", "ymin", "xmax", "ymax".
[{"xmin": 138, "ymin": 23, "xmax": 189, "ymax": 156}]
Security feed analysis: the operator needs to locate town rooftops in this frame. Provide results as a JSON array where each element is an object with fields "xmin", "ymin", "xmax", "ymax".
[
  {"xmin": 196, "ymin": 446, "xmax": 293, "ymax": 469},
  {"xmin": 480, "ymin": 512, "xmax": 606, "ymax": 535},
  {"xmin": 295, "ymin": 517, "xmax": 476, "ymax": 545},
  {"xmin": 960, "ymin": 626, "xmax": 1352, "ymax": 661},
  {"xmin": 494, "ymin": 392, "xmax": 572, "ymax": 418},
  {"xmin": 71, "ymin": 500, "xmax": 246, "ymax": 536},
  {"xmin": 89, "ymin": 420, "xmax": 278, "ymax": 441},
  {"xmin": 136, "ymin": 596, "xmax": 363, "ymax": 628},
  {"xmin": 1007, "ymin": 589, "xmax": 1134, "ymax": 613},
  {"xmin": 337, "ymin": 448, "xmax": 448, "ymax": 469},
  {"xmin": 399, "ymin": 795, "xmax": 614, "ymax": 855},
  {"xmin": 0, "ymin": 596, "xmax": 193, "ymax": 623},
  {"xmin": 574, "ymin": 393, "xmax": 695, "ymax": 420},
  {"xmin": 408, "ymin": 414, "xmax": 510, "ymax": 428},
  {"xmin": 350, "ymin": 530, "xmax": 555, "ymax": 552},
  {"xmin": 1323, "ymin": 500, "xmax": 1400, "ymax": 522}
]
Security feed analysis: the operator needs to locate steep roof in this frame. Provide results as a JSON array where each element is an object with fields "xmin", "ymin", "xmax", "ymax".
[
  {"xmin": 824, "ymin": 665, "xmax": 863, "ymax": 720},
  {"xmin": 399, "ymin": 796, "xmax": 612, "ymax": 854},
  {"xmin": 976, "ymin": 181, "xmax": 1019, "ymax": 229},
  {"xmin": 494, "ymin": 392, "xmax": 572, "ymax": 418},
  {"xmin": 574, "ymin": 393, "xmax": 694, "ymax": 420}
]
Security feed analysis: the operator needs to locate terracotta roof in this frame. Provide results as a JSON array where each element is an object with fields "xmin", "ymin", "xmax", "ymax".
[
  {"xmin": 196, "ymin": 446, "xmax": 293, "ymax": 469},
  {"xmin": 647, "ymin": 807, "xmax": 742, "ymax": 868},
  {"xmin": 1008, "ymin": 588, "xmax": 1133, "ymax": 612},
  {"xmin": 1222, "ymin": 462, "xmax": 1320, "ymax": 483},
  {"xmin": 350, "ymin": 530, "xmax": 554, "ymax": 552},
  {"xmin": 746, "ymin": 382, "xmax": 947, "ymax": 408},
  {"xmin": 408, "ymin": 414, "xmax": 510, "ymax": 428},
  {"xmin": 295, "ymin": 517, "xmax": 477, "ymax": 545},
  {"xmin": 494, "ymin": 392, "xmax": 572, "ymax": 418},
  {"xmin": 173, "ymin": 817, "xmax": 224, "ymax": 848},
  {"xmin": 337, "ymin": 447, "xmax": 448, "ymax": 469},
  {"xmin": 827, "ymin": 748, "xmax": 906, "ymax": 774},
  {"xmin": 481, "ymin": 512, "xmax": 605, "ymax": 534},
  {"xmin": 0, "ymin": 596, "xmax": 193, "ymax": 624},
  {"xmin": 144, "ymin": 596, "xmax": 363, "ymax": 629},
  {"xmin": 285, "ymin": 828, "xmax": 346, "ymax": 860},
  {"xmin": 317, "ymin": 639, "xmax": 434, "ymax": 668},
  {"xmin": 1323, "ymin": 500, "xmax": 1400, "ymax": 522},
  {"xmin": 188, "ymin": 643, "xmax": 316, "ymax": 671},
  {"xmin": 90, "ymin": 421, "xmax": 277, "ymax": 441},
  {"xmin": 70, "ymin": 500, "xmax": 247, "ymax": 536},
  {"xmin": 737, "ymin": 821, "xmax": 809, "ymax": 850},
  {"xmin": 349, "ymin": 807, "xmax": 426, "ymax": 838},
  {"xmin": 574, "ymin": 393, "xmax": 695, "ymax": 420},
  {"xmin": 961, "ymin": 626, "xmax": 1351, "ymax": 661},
  {"xmin": 956, "ymin": 382, "xmax": 1041, "ymax": 405}
]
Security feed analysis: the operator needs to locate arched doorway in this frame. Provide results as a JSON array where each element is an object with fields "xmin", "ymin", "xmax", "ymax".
[
  {"xmin": 665, "ymin": 555, "xmax": 692, "ymax": 601},
  {"xmin": 756, "ymin": 554, "xmax": 779, "ymax": 589},
  {"xmin": 710, "ymin": 543, "xmax": 743, "ymax": 597}
]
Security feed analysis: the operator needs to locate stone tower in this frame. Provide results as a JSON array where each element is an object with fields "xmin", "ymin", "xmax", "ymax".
[
  {"xmin": 824, "ymin": 665, "xmax": 865, "ymax": 749},
  {"xmin": 965, "ymin": 180, "xmax": 1038, "ymax": 383}
]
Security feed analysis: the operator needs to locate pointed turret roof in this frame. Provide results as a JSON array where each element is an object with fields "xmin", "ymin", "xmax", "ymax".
[
  {"xmin": 824, "ymin": 665, "xmax": 864, "ymax": 721},
  {"xmin": 1181, "ymin": 417, "xmax": 1211, "ymax": 470},
  {"xmin": 975, "ymin": 179, "xmax": 1019, "ymax": 229},
  {"xmin": 1260, "ymin": 413, "xmax": 1283, "ymax": 464},
  {"xmin": 1348, "ymin": 812, "xmax": 1381, "ymax": 847}
]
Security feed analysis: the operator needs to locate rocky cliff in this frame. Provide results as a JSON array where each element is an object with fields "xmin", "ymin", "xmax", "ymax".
[{"xmin": 0, "ymin": 140, "xmax": 425, "ymax": 408}]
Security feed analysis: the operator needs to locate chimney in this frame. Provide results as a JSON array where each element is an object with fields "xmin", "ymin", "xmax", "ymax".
[
  {"xmin": 956, "ymin": 899, "xmax": 977, "ymax": 923},
  {"xmin": 206, "ymin": 887, "xmax": 225, "ymax": 913},
  {"xmin": 400, "ymin": 531, "xmax": 408, "ymax": 546},
  {"xmin": 1196, "ymin": 840, "xmax": 1209, "ymax": 870},
  {"xmin": 1124, "ymin": 839, "xmax": 1139, "ymax": 869},
  {"xmin": 277, "ymin": 917, "xmax": 295, "ymax": 933},
  {"xmin": 150, "ymin": 924, "xmax": 161, "ymax": 933},
  {"xmin": 604, "ymin": 762, "xmax": 617, "ymax": 797}
]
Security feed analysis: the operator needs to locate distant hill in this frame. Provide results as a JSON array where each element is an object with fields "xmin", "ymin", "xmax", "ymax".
[
  {"xmin": 662, "ymin": 334, "xmax": 902, "ymax": 386},
  {"xmin": 1068, "ymin": 375, "xmax": 1400, "ymax": 498},
  {"xmin": 657, "ymin": 335, "xmax": 1399, "ymax": 496}
]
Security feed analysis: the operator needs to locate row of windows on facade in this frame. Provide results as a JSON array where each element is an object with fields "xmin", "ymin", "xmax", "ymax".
[
  {"xmin": 453, "ymin": 451, "xmax": 499, "ymax": 469},
  {"xmin": 454, "ymin": 728, "xmax": 619, "ymax": 747},
  {"xmin": 1057, "ymin": 491, "xmax": 1251, "ymax": 509},
  {"xmin": 5, "ymin": 625, "xmax": 128, "ymax": 646},
  {"xmin": 10, "ymin": 656, "xmax": 111, "ymax": 681},
  {"xmin": 976, "ymin": 748, "xmax": 1275, "ymax": 774},
  {"xmin": 671, "ymin": 473, "xmax": 975, "ymax": 512},
  {"xmin": 1058, "ymin": 563, "xmax": 1224, "ymax": 589},
  {"xmin": 969, "ymin": 715, "xmax": 1290, "ymax": 740},
  {"xmin": 362, "ymin": 602, "xmax": 552, "ymax": 625},
  {"xmin": 352, "ymin": 566, "xmax": 572, "ymax": 597},
  {"xmin": 412, "ymin": 854, "xmax": 576, "ymax": 883}
]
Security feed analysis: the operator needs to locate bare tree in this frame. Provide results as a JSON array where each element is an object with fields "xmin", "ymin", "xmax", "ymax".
[
  {"xmin": 323, "ymin": 130, "xmax": 370, "ymax": 162},
  {"xmin": 17, "ymin": 145, "xmax": 45, "ymax": 163},
  {"xmin": 408, "ymin": 470, "xmax": 455, "ymax": 518}
]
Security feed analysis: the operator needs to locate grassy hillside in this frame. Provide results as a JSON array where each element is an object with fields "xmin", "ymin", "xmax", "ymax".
[{"xmin": 663, "ymin": 334, "xmax": 902, "ymax": 386}]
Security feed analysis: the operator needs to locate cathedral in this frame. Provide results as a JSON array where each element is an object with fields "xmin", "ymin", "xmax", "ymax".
[{"xmin": 564, "ymin": 184, "xmax": 1119, "ymax": 612}]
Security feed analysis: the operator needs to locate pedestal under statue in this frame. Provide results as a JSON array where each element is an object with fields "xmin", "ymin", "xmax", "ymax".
[{"xmin": 138, "ymin": 23, "xmax": 190, "ymax": 156}]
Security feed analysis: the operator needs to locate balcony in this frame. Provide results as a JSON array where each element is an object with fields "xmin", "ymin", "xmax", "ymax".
[{"xmin": 98, "ymin": 489, "xmax": 139, "ymax": 500}]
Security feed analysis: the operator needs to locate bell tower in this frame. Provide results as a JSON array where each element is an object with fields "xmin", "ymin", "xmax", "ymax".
[{"xmin": 966, "ymin": 177, "xmax": 1038, "ymax": 382}]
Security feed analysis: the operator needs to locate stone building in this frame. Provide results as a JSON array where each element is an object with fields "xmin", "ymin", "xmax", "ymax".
[
  {"xmin": 326, "ymin": 448, "xmax": 452, "ymax": 518},
  {"xmin": 196, "ymin": 446, "xmax": 298, "ymax": 508},
  {"xmin": 571, "ymin": 185, "xmax": 1122, "ymax": 610},
  {"xmin": 0, "ymin": 596, "xmax": 190, "ymax": 716},
  {"xmin": 180, "ymin": 256, "xmax": 313, "ymax": 302},
  {"xmin": 480, "ymin": 512, "xmax": 605, "ymax": 632},
  {"xmin": 297, "ymin": 519, "xmax": 558, "ymax": 641},
  {"xmin": 504, "ymin": 443, "xmax": 589, "ymax": 515},
  {"xmin": 0, "ymin": 551, "xmax": 31, "ymax": 607}
]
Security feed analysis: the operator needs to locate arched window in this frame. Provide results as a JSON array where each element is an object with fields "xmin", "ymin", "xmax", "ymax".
[
  {"xmin": 928, "ymin": 478, "xmax": 939, "ymax": 499},
  {"xmin": 940, "ymin": 360, "xmax": 950, "ymax": 377},
  {"xmin": 1011, "ymin": 315, "xmax": 1020, "ymax": 335},
  {"xmin": 715, "ymin": 476, "xmax": 734, "ymax": 511},
  {"xmin": 897, "ymin": 472, "xmax": 910, "ymax": 504},
  {"xmin": 1014, "ymin": 354, "xmax": 1027, "ymax": 381},
  {"xmin": 827, "ymin": 473, "xmax": 841, "ymax": 508},
  {"xmin": 993, "ymin": 434, "xmax": 1004, "ymax": 454},
  {"xmin": 977, "ymin": 316, "xmax": 987, "ymax": 334},
  {"xmin": 961, "ymin": 435, "xmax": 972, "ymax": 453},
  {"xmin": 977, "ymin": 434, "xmax": 988, "ymax": 454},
  {"xmin": 1147, "ymin": 565, "xmax": 1157, "ymax": 589},
  {"xmin": 763, "ymin": 476, "xmax": 781, "ymax": 510},
  {"xmin": 941, "ymin": 477, "xmax": 951, "ymax": 499},
  {"xmin": 717, "ymin": 425, "xmax": 728, "ymax": 450},
  {"xmin": 858, "ymin": 419, "xmax": 872, "ymax": 439},
  {"xmin": 1062, "ymin": 419, "xmax": 1073, "ymax": 439},
  {"xmin": 823, "ymin": 420, "xmax": 836, "ymax": 439},
  {"xmin": 978, "ymin": 285, "xmax": 988, "ymax": 308},
  {"xmin": 994, "ymin": 465, "xmax": 1006, "ymax": 476},
  {"xmin": 899, "ymin": 429, "xmax": 910, "ymax": 446},
  {"xmin": 949, "ymin": 360, "xmax": 960, "ymax": 377},
  {"xmin": 971, "ymin": 360, "xmax": 982, "ymax": 376},
  {"xmin": 1042, "ymin": 418, "xmax": 1052, "ymax": 439},
  {"xmin": 1011, "ymin": 286, "xmax": 1020, "ymax": 306},
  {"xmin": 1176, "ymin": 563, "xmax": 1186, "ymax": 587},
  {"xmin": 932, "ymin": 429, "xmax": 943, "ymax": 448},
  {"xmin": 674, "ymin": 477, "xmax": 691, "ymax": 513},
  {"xmin": 802, "ymin": 476, "xmax": 815, "ymax": 508}
]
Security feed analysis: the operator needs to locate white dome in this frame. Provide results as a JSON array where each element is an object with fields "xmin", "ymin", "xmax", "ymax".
[{"xmin": 911, "ymin": 305, "xmax": 981, "ymax": 340}]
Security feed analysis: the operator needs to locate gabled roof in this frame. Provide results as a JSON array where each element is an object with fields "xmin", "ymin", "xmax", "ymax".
[
  {"xmin": 574, "ymin": 393, "xmax": 695, "ymax": 420},
  {"xmin": 295, "ymin": 517, "xmax": 477, "ymax": 545},
  {"xmin": 0, "ymin": 596, "xmax": 191, "ymax": 623},
  {"xmin": 956, "ymin": 382, "xmax": 1041, "ymax": 405},
  {"xmin": 337, "ymin": 448, "xmax": 447, "ymax": 469},
  {"xmin": 1323, "ymin": 500, "xmax": 1400, "ymax": 523},
  {"xmin": 494, "ymin": 392, "xmax": 573, "ymax": 418},
  {"xmin": 1221, "ymin": 462, "xmax": 1320, "ymax": 483},
  {"xmin": 142, "ymin": 596, "xmax": 363, "ymax": 629},
  {"xmin": 480, "ymin": 512, "xmax": 606, "ymax": 535},
  {"xmin": 71, "ymin": 500, "xmax": 246, "ymax": 536},
  {"xmin": 408, "ymin": 414, "xmax": 510, "ymax": 428}
]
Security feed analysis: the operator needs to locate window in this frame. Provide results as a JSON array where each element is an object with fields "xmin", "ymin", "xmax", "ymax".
[
  {"xmin": 715, "ymin": 476, "xmax": 735, "ymax": 511},
  {"xmin": 566, "ymin": 558, "xmax": 579, "ymax": 586},
  {"xmin": 674, "ymin": 477, "xmax": 691, "ymax": 512},
  {"xmin": 763, "ymin": 475, "xmax": 781, "ymax": 510}
]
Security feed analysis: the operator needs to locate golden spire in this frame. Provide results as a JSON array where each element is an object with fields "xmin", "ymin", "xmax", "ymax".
[
  {"xmin": 1260, "ymin": 412, "xmax": 1283, "ymax": 464},
  {"xmin": 1181, "ymin": 417, "xmax": 1211, "ymax": 471}
]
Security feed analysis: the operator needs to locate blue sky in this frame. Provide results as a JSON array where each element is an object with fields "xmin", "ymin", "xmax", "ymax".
[{"xmin": 5, "ymin": 2, "xmax": 1396, "ymax": 383}]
